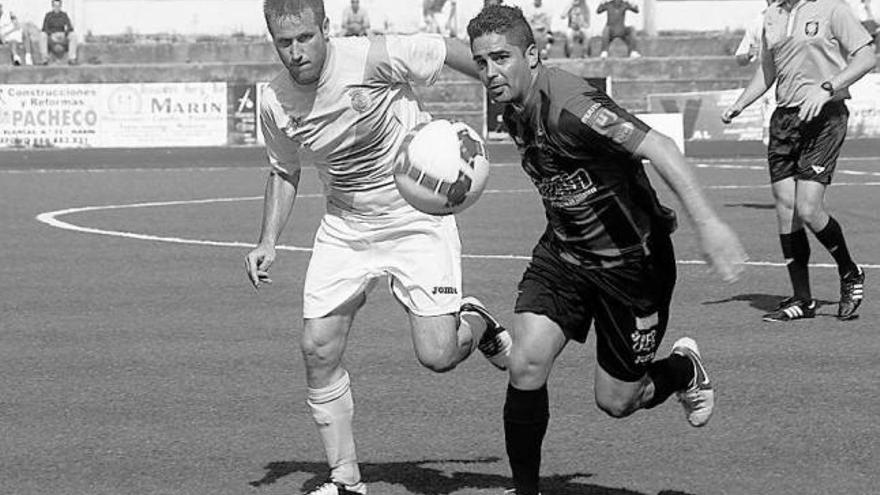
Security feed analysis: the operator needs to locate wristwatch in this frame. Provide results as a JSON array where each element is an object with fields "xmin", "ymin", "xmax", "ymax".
[{"xmin": 820, "ymin": 81, "xmax": 834, "ymax": 95}]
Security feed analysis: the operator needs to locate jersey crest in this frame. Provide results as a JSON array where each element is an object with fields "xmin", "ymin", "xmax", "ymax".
[{"xmin": 347, "ymin": 88, "xmax": 372, "ymax": 113}]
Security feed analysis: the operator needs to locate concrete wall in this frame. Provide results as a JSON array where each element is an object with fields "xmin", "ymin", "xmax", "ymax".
[{"xmin": 3, "ymin": 0, "xmax": 768, "ymax": 37}]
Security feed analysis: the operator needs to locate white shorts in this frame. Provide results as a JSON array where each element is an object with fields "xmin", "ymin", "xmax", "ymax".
[{"xmin": 302, "ymin": 212, "xmax": 462, "ymax": 319}]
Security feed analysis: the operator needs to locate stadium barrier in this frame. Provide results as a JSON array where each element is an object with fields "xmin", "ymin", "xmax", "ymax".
[
  {"xmin": 2, "ymin": 58, "xmax": 878, "ymax": 156},
  {"xmin": 646, "ymin": 73, "xmax": 880, "ymax": 155}
]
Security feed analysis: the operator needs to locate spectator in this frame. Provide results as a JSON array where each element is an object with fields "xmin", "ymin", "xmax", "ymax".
[
  {"xmin": 0, "ymin": 3, "xmax": 31, "ymax": 65},
  {"xmin": 423, "ymin": 0, "xmax": 444, "ymax": 33},
  {"xmin": 850, "ymin": 0, "xmax": 879, "ymax": 43},
  {"xmin": 40, "ymin": 0, "xmax": 77, "ymax": 65},
  {"xmin": 561, "ymin": 0, "xmax": 591, "ymax": 58},
  {"xmin": 422, "ymin": 0, "xmax": 459, "ymax": 37},
  {"xmin": 448, "ymin": 0, "xmax": 459, "ymax": 38},
  {"xmin": 597, "ymin": 0, "xmax": 640, "ymax": 58},
  {"xmin": 341, "ymin": 0, "xmax": 370, "ymax": 36},
  {"xmin": 526, "ymin": 0, "xmax": 554, "ymax": 59},
  {"xmin": 735, "ymin": 1, "xmax": 769, "ymax": 66}
]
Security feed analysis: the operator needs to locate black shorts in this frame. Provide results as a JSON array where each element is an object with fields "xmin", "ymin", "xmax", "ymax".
[
  {"xmin": 767, "ymin": 100, "xmax": 849, "ymax": 185},
  {"xmin": 514, "ymin": 232, "xmax": 676, "ymax": 382}
]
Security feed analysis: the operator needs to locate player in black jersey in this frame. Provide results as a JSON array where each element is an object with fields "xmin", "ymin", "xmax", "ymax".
[{"xmin": 467, "ymin": 5, "xmax": 748, "ymax": 495}]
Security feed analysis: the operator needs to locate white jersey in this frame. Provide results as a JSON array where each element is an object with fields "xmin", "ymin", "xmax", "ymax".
[{"xmin": 260, "ymin": 33, "xmax": 447, "ymax": 219}]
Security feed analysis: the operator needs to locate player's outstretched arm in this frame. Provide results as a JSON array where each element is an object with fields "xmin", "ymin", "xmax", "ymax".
[
  {"xmin": 245, "ymin": 168, "xmax": 300, "ymax": 289},
  {"xmin": 444, "ymin": 37, "xmax": 480, "ymax": 79},
  {"xmin": 635, "ymin": 131, "xmax": 748, "ymax": 283}
]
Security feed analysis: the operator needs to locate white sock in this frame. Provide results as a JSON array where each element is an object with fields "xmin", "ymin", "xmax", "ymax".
[{"xmin": 307, "ymin": 371, "xmax": 361, "ymax": 487}]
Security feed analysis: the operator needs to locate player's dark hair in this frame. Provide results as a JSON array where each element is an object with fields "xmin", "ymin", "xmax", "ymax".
[
  {"xmin": 467, "ymin": 4, "xmax": 535, "ymax": 53},
  {"xmin": 263, "ymin": 0, "xmax": 326, "ymax": 30}
]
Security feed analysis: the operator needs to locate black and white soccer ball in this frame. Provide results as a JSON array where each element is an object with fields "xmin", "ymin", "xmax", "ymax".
[{"xmin": 393, "ymin": 119, "xmax": 490, "ymax": 216}]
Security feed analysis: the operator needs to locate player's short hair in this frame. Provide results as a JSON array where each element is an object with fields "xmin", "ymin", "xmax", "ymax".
[
  {"xmin": 467, "ymin": 5, "xmax": 535, "ymax": 53},
  {"xmin": 263, "ymin": 0, "xmax": 326, "ymax": 28}
]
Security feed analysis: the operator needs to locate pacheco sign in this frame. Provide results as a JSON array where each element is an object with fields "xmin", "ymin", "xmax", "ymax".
[{"xmin": 0, "ymin": 82, "xmax": 228, "ymax": 148}]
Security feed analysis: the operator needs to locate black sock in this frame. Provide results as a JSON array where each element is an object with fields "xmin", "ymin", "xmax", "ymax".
[
  {"xmin": 504, "ymin": 384, "xmax": 549, "ymax": 495},
  {"xmin": 643, "ymin": 353, "xmax": 694, "ymax": 409},
  {"xmin": 780, "ymin": 230, "xmax": 812, "ymax": 301},
  {"xmin": 812, "ymin": 217, "xmax": 857, "ymax": 277}
]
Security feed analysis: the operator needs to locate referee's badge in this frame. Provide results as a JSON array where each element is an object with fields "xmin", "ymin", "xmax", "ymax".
[
  {"xmin": 348, "ymin": 88, "xmax": 372, "ymax": 113},
  {"xmin": 805, "ymin": 21, "xmax": 819, "ymax": 37}
]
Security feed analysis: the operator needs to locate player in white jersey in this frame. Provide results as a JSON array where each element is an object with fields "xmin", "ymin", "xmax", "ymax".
[{"xmin": 244, "ymin": 2, "xmax": 512, "ymax": 494}]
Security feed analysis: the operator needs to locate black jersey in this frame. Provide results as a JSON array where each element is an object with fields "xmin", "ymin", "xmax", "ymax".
[{"xmin": 503, "ymin": 66, "xmax": 676, "ymax": 268}]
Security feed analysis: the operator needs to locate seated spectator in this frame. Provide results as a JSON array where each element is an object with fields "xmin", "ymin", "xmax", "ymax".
[
  {"xmin": 527, "ymin": 0, "xmax": 554, "ymax": 59},
  {"xmin": 0, "ymin": 3, "xmax": 32, "ymax": 65},
  {"xmin": 561, "ymin": 0, "xmax": 590, "ymax": 58},
  {"xmin": 597, "ymin": 0, "xmax": 639, "ymax": 58},
  {"xmin": 734, "ymin": 1, "xmax": 768, "ymax": 66},
  {"xmin": 341, "ymin": 0, "xmax": 370, "ymax": 36},
  {"xmin": 39, "ymin": 0, "xmax": 77, "ymax": 65}
]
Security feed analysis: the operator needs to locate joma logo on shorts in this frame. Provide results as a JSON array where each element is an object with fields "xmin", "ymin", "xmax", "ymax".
[{"xmin": 432, "ymin": 286, "xmax": 458, "ymax": 295}]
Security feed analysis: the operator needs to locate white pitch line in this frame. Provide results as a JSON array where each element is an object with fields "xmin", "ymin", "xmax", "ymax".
[
  {"xmin": 704, "ymin": 181, "xmax": 880, "ymax": 190},
  {"xmin": 696, "ymin": 162, "xmax": 880, "ymax": 177},
  {"xmin": 697, "ymin": 155, "xmax": 880, "ymax": 163},
  {"xmin": 1, "ymin": 162, "xmax": 524, "ymax": 175},
  {"xmin": 35, "ymin": 194, "xmax": 879, "ymax": 270},
  {"xmin": 696, "ymin": 163, "xmax": 766, "ymax": 171},
  {"xmin": 0, "ymin": 166, "xmax": 261, "ymax": 174}
]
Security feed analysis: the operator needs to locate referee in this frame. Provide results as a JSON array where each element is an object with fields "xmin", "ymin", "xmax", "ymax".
[{"xmin": 722, "ymin": 0, "xmax": 876, "ymax": 322}]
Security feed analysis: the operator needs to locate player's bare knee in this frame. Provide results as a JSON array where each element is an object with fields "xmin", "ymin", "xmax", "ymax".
[
  {"xmin": 301, "ymin": 346, "xmax": 338, "ymax": 373},
  {"xmin": 301, "ymin": 335, "xmax": 344, "ymax": 371},
  {"xmin": 507, "ymin": 355, "xmax": 533, "ymax": 379},
  {"xmin": 508, "ymin": 353, "xmax": 551, "ymax": 389},
  {"xmin": 795, "ymin": 201, "xmax": 823, "ymax": 226},
  {"xmin": 595, "ymin": 393, "xmax": 639, "ymax": 418},
  {"xmin": 415, "ymin": 347, "xmax": 458, "ymax": 373},
  {"xmin": 775, "ymin": 196, "xmax": 796, "ymax": 214},
  {"xmin": 416, "ymin": 355, "xmax": 457, "ymax": 373}
]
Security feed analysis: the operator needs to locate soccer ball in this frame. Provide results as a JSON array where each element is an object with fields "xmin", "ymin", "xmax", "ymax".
[{"xmin": 393, "ymin": 119, "xmax": 490, "ymax": 216}]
